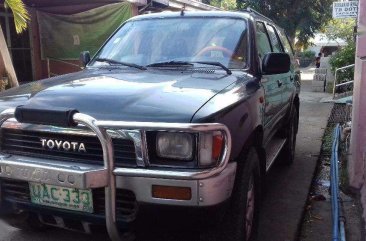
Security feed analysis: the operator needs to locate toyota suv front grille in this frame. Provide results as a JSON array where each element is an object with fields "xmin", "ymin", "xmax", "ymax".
[{"xmin": 0, "ymin": 128, "xmax": 137, "ymax": 167}]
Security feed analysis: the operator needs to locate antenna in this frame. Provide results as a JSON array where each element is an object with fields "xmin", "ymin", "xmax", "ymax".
[{"xmin": 181, "ymin": 3, "xmax": 186, "ymax": 16}]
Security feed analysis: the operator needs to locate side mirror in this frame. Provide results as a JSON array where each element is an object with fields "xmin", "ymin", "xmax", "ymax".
[
  {"xmin": 262, "ymin": 53, "xmax": 291, "ymax": 75},
  {"xmin": 80, "ymin": 51, "xmax": 91, "ymax": 67}
]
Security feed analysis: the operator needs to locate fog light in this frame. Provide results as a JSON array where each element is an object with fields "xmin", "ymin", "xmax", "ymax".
[{"xmin": 152, "ymin": 185, "xmax": 192, "ymax": 200}]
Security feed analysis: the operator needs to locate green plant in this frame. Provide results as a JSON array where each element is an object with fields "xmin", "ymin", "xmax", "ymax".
[
  {"xmin": 4, "ymin": 0, "xmax": 29, "ymax": 33},
  {"xmin": 210, "ymin": 0, "xmax": 237, "ymax": 10},
  {"xmin": 322, "ymin": 19, "xmax": 356, "ymax": 44},
  {"xmin": 237, "ymin": 0, "xmax": 333, "ymax": 46},
  {"xmin": 329, "ymin": 43, "xmax": 356, "ymax": 82}
]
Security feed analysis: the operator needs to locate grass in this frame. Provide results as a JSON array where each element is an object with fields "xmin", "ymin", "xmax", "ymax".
[
  {"xmin": 339, "ymin": 133, "xmax": 351, "ymax": 193},
  {"xmin": 321, "ymin": 123, "xmax": 336, "ymax": 155},
  {"xmin": 322, "ymin": 123, "xmax": 350, "ymax": 192}
]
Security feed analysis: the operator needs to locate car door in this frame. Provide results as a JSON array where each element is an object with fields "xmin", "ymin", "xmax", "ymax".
[
  {"xmin": 265, "ymin": 24, "xmax": 292, "ymax": 113},
  {"xmin": 255, "ymin": 21, "xmax": 284, "ymax": 139},
  {"xmin": 277, "ymin": 28, "xmax": 299, "ymax": 105}
]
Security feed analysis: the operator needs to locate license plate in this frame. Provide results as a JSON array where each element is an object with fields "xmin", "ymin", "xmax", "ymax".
[{"xmin": 29, "ymin": 182, "xmax": 93, "ymax": 213}]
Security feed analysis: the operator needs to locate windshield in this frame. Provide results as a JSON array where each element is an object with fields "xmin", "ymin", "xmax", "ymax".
[{"xmin": 90, "ymin": 17, "xmax": 248, "ymax": 69}]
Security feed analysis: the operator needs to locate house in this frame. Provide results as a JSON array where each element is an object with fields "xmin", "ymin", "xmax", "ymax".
[
  {"xmin": 306, "ymin": 33, "xmax": 347, "ymax": 83},
  {"xmin": 307, "ymin": 33, "xmax": 347, "ymax": 57}
]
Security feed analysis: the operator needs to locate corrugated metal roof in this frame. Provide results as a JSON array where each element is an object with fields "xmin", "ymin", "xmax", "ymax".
[
  {"xmin": 0, "ymin": 0, "xmax": 219, "ymax": 11},
  {"xmin": 23, "ymin": 0, "xmax": 122, "ymax": 7}
]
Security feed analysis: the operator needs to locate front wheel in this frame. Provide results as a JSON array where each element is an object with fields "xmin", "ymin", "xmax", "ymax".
[{"xmin": 220, "ymin": 147, "xmax": 261, "ymax": 241}]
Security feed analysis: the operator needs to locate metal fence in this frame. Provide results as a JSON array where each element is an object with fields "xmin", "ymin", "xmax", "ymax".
[{"xmin": 332, "ymin": 64, "xmax": 355, "ymax": 99}]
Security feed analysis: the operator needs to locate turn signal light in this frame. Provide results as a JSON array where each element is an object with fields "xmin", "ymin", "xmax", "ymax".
[
  {"xmin": 152, "ymin": 185, "xmax": 192, "ymax": 201},
  {"xmin": 212, "ymin": 134, "xmax": 224, "ymax": 160}
]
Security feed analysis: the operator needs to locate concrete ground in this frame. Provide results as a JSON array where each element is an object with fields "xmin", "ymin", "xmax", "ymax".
[
  {"xmin": 257, "ymin": 77, "xmax": 333, "ymax": 241},
  {"xmin": 0, "ymin": 76, "xmax": 334, "ymax": 241},
  {"xmin": 301, "ymin": 66, "xmax": 317, "ymax": 81},
  {"xmin": 299, "ymin": 103, "xmax": 363, "ymax": 241}
]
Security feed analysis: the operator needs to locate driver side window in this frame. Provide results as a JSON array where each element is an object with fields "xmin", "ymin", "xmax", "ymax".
[
  {"xmin": 266, "ymin": 24, "xmax": 283, "ymax": 53},
  {"xmin": 255, "ymin": 21, "xmax": 272, "ymax": 60}
]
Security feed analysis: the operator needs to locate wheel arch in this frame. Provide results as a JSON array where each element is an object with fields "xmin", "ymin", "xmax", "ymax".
[{"xmin": 234, "ymin": 125, "xmax": 266, "ymax": 179}]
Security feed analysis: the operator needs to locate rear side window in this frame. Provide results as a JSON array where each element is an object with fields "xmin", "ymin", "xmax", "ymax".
[
  {"xmin": 255, "ymin": 22, "xmax": 272, "ymax": 59},
  {"xmin": 266, "ymin": 25, "xmax": 283, "ymax": 53},
  {"xmin": 278, "ymin": 30, "xmax": 294, "ymax": 55}
]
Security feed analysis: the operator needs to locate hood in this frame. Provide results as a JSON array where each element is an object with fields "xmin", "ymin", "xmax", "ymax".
[{"xmin": 0, "ymin": 68, "xmax": 242, "ymax": 122}]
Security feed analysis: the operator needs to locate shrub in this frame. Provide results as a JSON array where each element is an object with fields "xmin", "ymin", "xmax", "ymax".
[{"xmin": 329, "ymin": 43, "xmax": 356, "ymax": 82}]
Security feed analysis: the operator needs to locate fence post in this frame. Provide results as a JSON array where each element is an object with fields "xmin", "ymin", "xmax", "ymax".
[{"xmin": 333, "ymin": 70, "xmax": 337, "ymax": 98}]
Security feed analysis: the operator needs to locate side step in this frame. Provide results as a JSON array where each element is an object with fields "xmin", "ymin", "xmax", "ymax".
[{"xmin": 265, "ymin": 137, "xmax": 287, "ymax": 171}]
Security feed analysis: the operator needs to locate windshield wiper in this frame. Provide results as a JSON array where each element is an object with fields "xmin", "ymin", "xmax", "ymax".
[
  {"xmin": 146, "ymin": 61, "xmax": 194, "ymax": 67},
  {"xmin": 146, "ymin": 60, "xmax": 232, "ymax": 75},
  {"xmin": 95, "ymin": 58, "xmax": 146, "ymax": 70}
]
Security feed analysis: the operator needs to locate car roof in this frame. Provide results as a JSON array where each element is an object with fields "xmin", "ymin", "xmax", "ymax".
[
  {"xmin": 129, "ymin": 10, "xmax": 250, "ymax": 21},
  {"xmin": 128, "ymin": 10, "xmax": 281, "ymax": 31}
]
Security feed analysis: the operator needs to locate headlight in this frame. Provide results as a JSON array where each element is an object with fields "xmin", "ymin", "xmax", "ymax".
[{"xmin": 156, "ymin": 132, "xmax": 194, "ymax": 160}]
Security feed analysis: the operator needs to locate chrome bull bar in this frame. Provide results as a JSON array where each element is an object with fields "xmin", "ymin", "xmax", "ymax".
[{"xmin": 0, "ymin": 108, "xmax": 232, "ymax": 241}]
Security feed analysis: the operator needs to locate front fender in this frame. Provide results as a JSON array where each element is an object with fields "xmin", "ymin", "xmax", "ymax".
[{"xmin": 191, "ymin": 77, "xmax": 264, "ymax": 161}]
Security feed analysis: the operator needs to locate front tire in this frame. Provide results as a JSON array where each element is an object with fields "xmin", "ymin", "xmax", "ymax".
[{"xmin": 220, "ymin": 147, "xmax": 261, "ymax": 241}]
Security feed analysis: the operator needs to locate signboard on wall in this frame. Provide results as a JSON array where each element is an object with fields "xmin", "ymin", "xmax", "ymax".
[{"xmin": 333, "ymin": 1, "xmax": 359, "ymax": 19}]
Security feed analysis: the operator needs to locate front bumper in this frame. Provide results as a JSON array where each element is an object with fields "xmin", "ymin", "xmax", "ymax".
[
  {"xmin": 0, "ymin": 108, "xmax": 233, "ymax": 241},
  {"xmin": 0, "ymin": 154, "xmax": 236, "ymax": 207}
]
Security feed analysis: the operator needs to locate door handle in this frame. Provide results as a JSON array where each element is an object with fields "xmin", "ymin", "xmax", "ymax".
[
  {"xmin": 277, "ymin": 80, "xmax": 283, "ymax": 87},
  {"xmin": 290, "ymin": 76, "xmax": 294, "ymax": 82}
]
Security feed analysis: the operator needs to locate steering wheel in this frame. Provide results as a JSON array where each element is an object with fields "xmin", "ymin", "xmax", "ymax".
[{"xmin": 196, "ymin": 46, "xmax": 234, "ymax": 57}]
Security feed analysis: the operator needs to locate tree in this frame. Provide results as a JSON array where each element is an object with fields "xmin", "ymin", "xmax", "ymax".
[
  {"xmin": 327, "ymin": 19, "xmax": 356, "ymax": 82},
  {"xmin": 329, "ymin": 42, "xmax": 355, "ymax": 82},
  {"xmin": 237, "ymin": 0, "xmax": 333, "ymax": 46},
  {"xmin": 210, "ymin": 0, "xmax": 237, "ymax": 10},
  {"xmin": 4, "ymin": 0, "xmax": 29, "ymax": 33},
  {"xmin": 322, "ymin": 18, "xmax": 356, "ymax": 44},
  {"xmin": 0, "ymin": 0, "xmax": 29, "ymax": 88}
]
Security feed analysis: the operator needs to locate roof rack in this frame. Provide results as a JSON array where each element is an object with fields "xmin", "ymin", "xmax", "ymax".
[{"xmin": 245, "ymin": 7, "xmax": 273, "ymax": 23}]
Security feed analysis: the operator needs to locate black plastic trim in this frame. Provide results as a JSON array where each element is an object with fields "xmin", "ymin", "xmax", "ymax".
[{"xmin": 15, "ymin": 105, "xmax": 79, "ymax": 127}]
